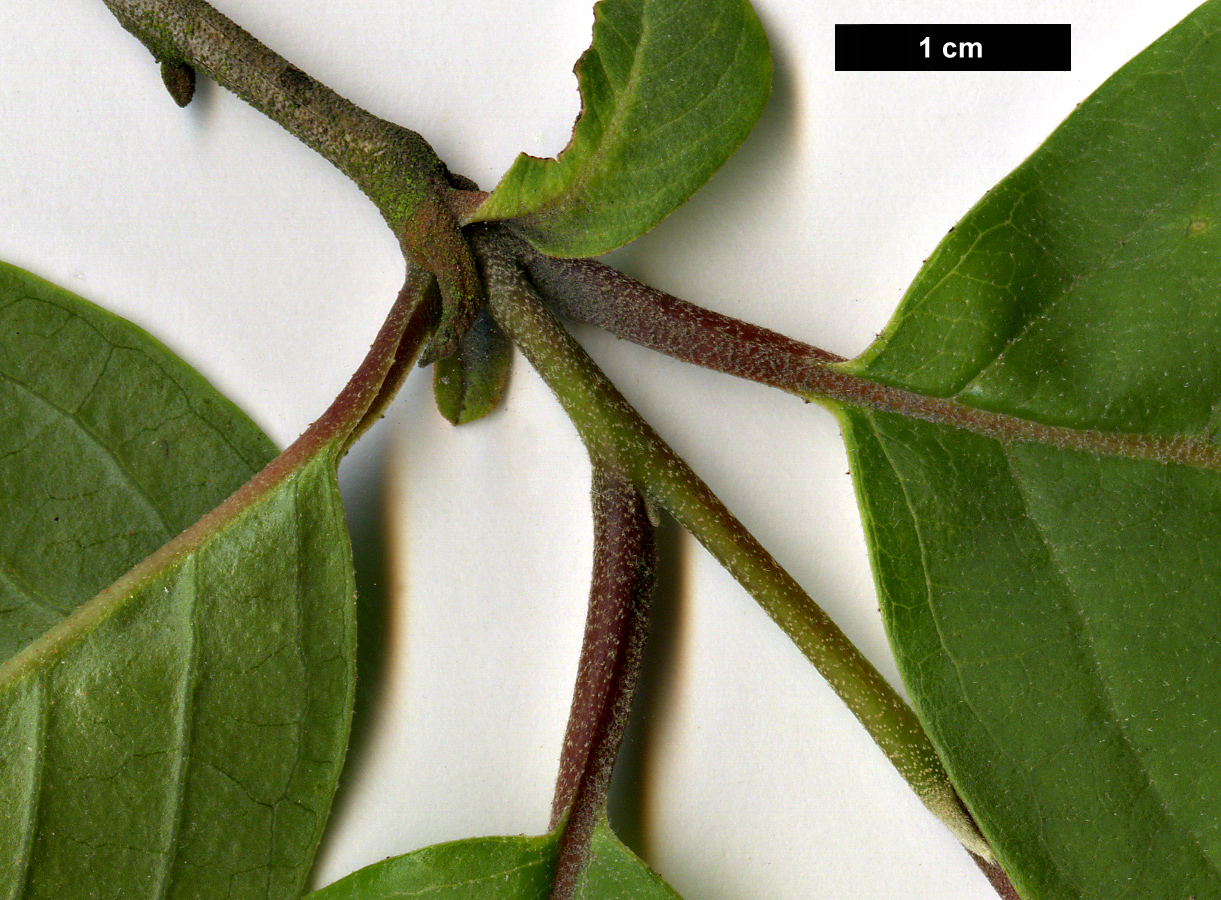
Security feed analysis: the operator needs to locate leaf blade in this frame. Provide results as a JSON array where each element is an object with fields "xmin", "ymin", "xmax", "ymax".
[
  {"xmin": 573, "ymin": 818, "xmax": 682, "ymax": 900},
  {"xmin": 308, "ymin": 833, "xmax": 559, "ymax": 899},
  {"xmin": 306, "ymin": 817, "xmax": 682, "ymax": 900},
  {"xmin": 468, "ymin": 0, "xmax": 771, "ymax": 257}
]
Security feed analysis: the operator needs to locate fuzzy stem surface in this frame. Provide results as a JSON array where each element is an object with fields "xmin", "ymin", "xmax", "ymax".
[
  {"xmin": 477, "ymin": 234, "xmax": 995, "ymax": 863},
  {"xmin": 549, "ymin": 465, "xmax": 656, "ymax": 900}
]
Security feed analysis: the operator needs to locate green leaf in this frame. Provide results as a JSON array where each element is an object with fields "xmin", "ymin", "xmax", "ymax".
[
  {"xmin": 574, "ymin": 818, "xmax": 682, "ymax": 900},
  {"xmin": 467, "ymin": 0, "xmax": 771, "ymax": 258},
  {"xmin": 0, "ymin": 265, "xmax": 358, "ymax": 899},
  {"xmin": 833, "ymin": 2, "xmax": 1221, "ymax": 896},
  {"xmin": 433, "ymin": 307, "xmax": 513, "ymax": 425},
  {"xmin": 308, "ymin": 833, "xmax": 559, "ymax": 899},
  {"xmin": 307, "ymin": 816, "xmax": 682, "ymax": 900},
  {"xmin": 0, "ymin": 262, "xmax": 277, "ymax": 660}
]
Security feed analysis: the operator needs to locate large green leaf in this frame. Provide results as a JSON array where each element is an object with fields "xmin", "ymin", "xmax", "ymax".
[
  {"xmin": 0, "ymin": 263, "xmax": 276, "ymax": 659},
  {"xmin": 467, "ymin": 0, "xmax": 771, "ymax": 257},
  {"xmin": 0, "ymin": 265, "xmax": 359, "ymax": 899},
  {"xmin": 308, "ymin": 816, "xmax": 682, "ymax": 900},
  {"xmin": 832, "ymin": 2, "xmax": 1221, "ymax": 896}
]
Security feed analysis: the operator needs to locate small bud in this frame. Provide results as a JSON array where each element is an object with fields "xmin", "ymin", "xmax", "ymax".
[
  {"xmin": 160, "ymin": 60, "xmax": 196, "ymax": 108},
  {"xmin": 432, "ymin": 307, "xmax": 511, "ymax": 425}
]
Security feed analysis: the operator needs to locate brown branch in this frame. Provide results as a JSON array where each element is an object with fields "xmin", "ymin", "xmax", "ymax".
[
  {"xmin": 549, "ymin": 465, "xmax": 657, "ymax": 900},
  {"xmin": 100, "ymin": 0, "xmax": 483, "ymax": 358},
  {"xmin": 102, "ymin": 0, "xmax": 444, "ymax": 222},
  {"xmin": 522, "ymin": 248, "xmax": 845, "ymax": 390},
  {"xmin": 522, "ymin": 248, "xmax": 1221, "ymax": 473}
]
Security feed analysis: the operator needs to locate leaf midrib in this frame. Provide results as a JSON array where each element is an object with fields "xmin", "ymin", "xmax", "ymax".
[
  {"xmin": 268, "ymin": 478, "xmax": 313, "ymax": 892},
  {"xmin": 0, "ymin": 557, "xmax": 66, "ymax": 620},
  {"xmin": 528, "ymin": 0, "xmax": 661, "ymax": 219},
  {"xmin": 811, "ymin": 364, "xmax": 1221, "ymax": 471}
]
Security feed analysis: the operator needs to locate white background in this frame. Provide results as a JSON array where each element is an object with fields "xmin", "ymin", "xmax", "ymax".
[{"xmin": 0, "ymin": 2, "xmax": 1205, "ymax": 897}]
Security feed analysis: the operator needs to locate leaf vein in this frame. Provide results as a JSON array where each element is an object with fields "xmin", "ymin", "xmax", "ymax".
[
  {"xmin": 0, "ymin": 556, "xmax": 68, "ymax": 620},
  {"xmin": 0, "ymin": 370, "xmax": 174, "ymax": 539}
]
